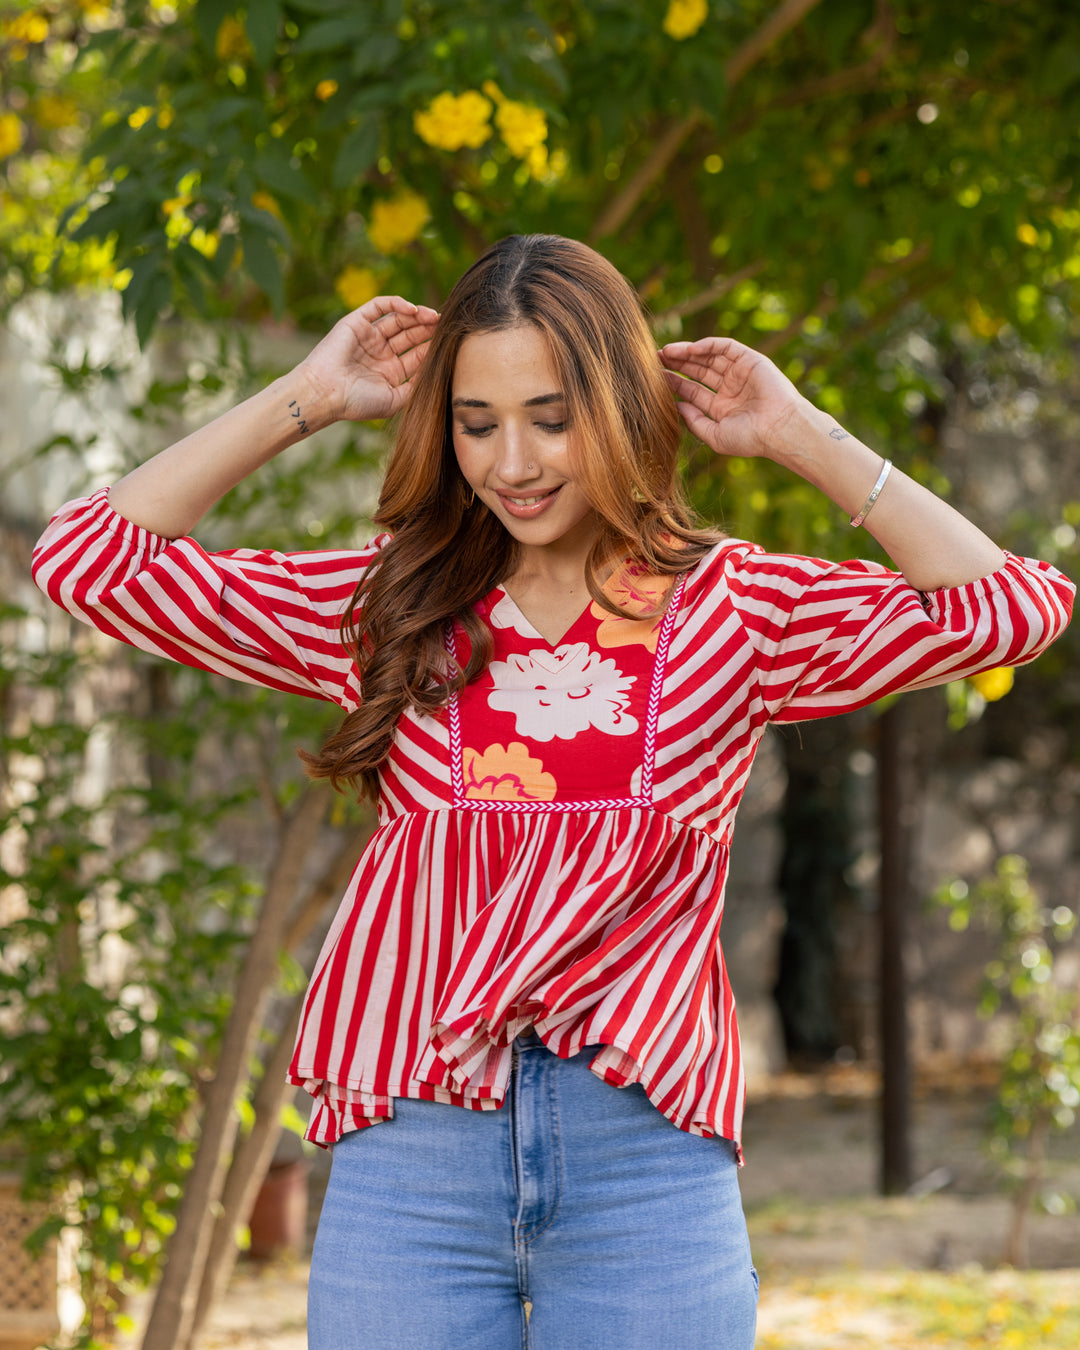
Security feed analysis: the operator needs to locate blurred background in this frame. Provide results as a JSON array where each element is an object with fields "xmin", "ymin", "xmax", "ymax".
[{"xmin": 1, "ymin": 2, "xmax": 1078, "ymax": 1346}]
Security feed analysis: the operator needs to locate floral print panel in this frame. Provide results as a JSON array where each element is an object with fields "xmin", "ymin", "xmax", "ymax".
[{"xmin": 457, "ymin": 564, "xmax": 675, "ymax": 804}]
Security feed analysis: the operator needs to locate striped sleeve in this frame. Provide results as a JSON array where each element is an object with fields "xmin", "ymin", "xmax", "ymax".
[
  {"xmin": 31, "ymin": 487, "xmax": 384, "ymax": 708},
  {"xmin": 712, "ymin": 541, "xmax": 1074, "ymax": 723}
]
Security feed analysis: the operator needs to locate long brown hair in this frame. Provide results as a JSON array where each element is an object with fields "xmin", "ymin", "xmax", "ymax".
[{"xmin": 302, "ymin": 234, "xmax": 721, "ymax": 799}]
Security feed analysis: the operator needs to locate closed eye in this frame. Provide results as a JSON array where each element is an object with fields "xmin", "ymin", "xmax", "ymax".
[
  {"xmin": 537, "ymin": 422, "xmax": 566, "ymax": 433},
  {"xmin": 459, "ymin": 425, "xmax": 495, "ymax": 438}
]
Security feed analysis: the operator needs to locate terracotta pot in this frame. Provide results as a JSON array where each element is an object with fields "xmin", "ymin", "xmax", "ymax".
[{"xmin": 246, "ymin": 1159, "xmax": 310, "ymax": 1260}]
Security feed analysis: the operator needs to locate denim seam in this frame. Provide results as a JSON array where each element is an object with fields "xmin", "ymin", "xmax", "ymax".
[{"xmin": 520, "ymin": 1055, "xmax": 563, "ymax": 1245}]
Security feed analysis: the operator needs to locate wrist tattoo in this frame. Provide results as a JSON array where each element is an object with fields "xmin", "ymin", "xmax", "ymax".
[
  {"xmin": 289, "ymin": 400, "xmax": 309, "ymax": 435},
  {"xmin": 828, "ymin": 426, "xmax": 851, "ymax": 441}
]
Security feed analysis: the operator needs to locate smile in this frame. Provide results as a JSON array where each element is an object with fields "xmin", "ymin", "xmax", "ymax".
[{"xmin": 495, "ymin": 486, "xmax": 562, "ymax": 518}]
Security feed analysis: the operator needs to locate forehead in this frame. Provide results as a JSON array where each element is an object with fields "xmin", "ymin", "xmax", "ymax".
[{"xmin": 452, "ymin": 325, "xmax": 560, "ymax": 396}]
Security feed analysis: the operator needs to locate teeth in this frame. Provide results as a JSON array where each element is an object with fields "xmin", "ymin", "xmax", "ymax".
[{"xmin": 508, "ymin": 494, "xmax": 549, "ymax": 506}]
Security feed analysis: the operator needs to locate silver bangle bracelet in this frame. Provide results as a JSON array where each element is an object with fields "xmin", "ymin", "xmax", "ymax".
[{"xmin": 849, "ymin": 458, "xmax": 892, "ymax": 528}]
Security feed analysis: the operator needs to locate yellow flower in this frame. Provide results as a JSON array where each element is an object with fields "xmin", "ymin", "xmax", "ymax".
[
  {"xmin": 335, "ymin": 264, "xmax": 380, "ymax": 310},
  {"xmin": 2, "ymin": 11, "xmax": 49, "ymax": 43},
  {"xmin": 413, "ymin": 90, "xmax": 492, "ymax": 151},
  {"xmin": 367, "ymin": 189, "xmax": 429, "ymax": 255},
  {"xmin": 968, "ymin": 666, "xmax": 1014, "ymax": 702},
  {"xmin": 189, "ymin": 228, "xmax": 219, "ymax": 259},
  {"xmin": 495, "ymin": 100, "xmax": 547, "ymax": 158},
  {"xmin": 157, "ymin": 106, "xmax": 174, "ymax": 129},
  {"xmin": 165, "ymin": 208, "xmax": 194, "ymax": 243},
  {"xmin": 78, "ymin": 0, "xmax": 114, "ymax": 22},
  {"xmin": 0, "ymin": 112, "xmax": 26, "ymax": 159},
  {"xmin": 251, "ymin": 190, "xmax": 282, "ymax": 219},
  {"xmin": 663, "ymin": 0, "xmax": 707, "ymax": 41},
  {"xmin": 215, "ymin": 15, "xmax": 251, "ymax": 62},
  {"xmin": 162, "ymin": 195, "xmax": 192, "ymax": 217},
  {"xmin": 525, "ymin": 144, "xmax": 549, "ymax": 179},
  {"xmin": 316, "ymin": 79, "xmax": 338, "ymax": 101},
  {"xmin": 128, "ymin": 106, "xmax": 155, "ymax": 129},
  {"xmin": 35, "ymin": 93, "xmax": 80, "ymax": 129}
]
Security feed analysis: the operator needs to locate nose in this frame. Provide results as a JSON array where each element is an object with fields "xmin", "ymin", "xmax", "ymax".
[{"xmin": 493, "ymin": 423, "xmax": 541, "ymax": 486}]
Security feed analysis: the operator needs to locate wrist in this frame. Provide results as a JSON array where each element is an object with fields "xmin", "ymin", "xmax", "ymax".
[
  {"xmin": 764, "ymin": 397, "xmax": 834, "ymax": 468},
  {"xmin": 275, "ymin": 366, "xmax": 339, "ymax": 439}
]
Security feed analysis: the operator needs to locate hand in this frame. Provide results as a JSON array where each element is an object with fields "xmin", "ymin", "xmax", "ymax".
[
  {"xmin": 297, "ymin": 295, "xmax": 441, "ymax": 425},
  {"xmin": 658, "ymin": 336, "xmax": 810, "ymax": 460}
]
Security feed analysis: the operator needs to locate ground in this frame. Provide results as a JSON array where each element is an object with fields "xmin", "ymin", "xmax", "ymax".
[{"xmin": 124, "ymin": 1068, "xmax": 1080, "ymax": 1349}]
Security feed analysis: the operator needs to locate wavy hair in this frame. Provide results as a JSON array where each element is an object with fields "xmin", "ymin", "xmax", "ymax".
[{"xmin": 302, "ymin": 234, "xmax": 722, "ymax": 799}]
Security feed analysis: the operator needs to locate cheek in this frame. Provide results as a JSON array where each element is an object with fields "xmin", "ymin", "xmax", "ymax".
[{"xmin": 452, "ymin": 432, "xmax": 478, "ymax": 481}]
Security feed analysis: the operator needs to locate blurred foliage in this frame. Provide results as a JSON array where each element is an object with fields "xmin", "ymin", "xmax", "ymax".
[
  {"xmin": 0, "ymin": 619, "xmax": 251, "ymax": 1339},
  {"xmin": 0, "ymin": 334, "xmax": 375, "ymax": 1341},
  {"xmin": 2, "ymin": 0, "xmax": 1080, "ymax": 557},
  {"xmin": 935, "ymin": 856, "xmax": 1080, "ymax": 1247}
]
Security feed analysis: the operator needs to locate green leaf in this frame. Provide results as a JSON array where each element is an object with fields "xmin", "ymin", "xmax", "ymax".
[
  {"xmin": 242, "ymin": 228, "xmax": 285, "ymax": 315},
  {"xmin": 351, "ymin": 33, "xmax": 400, "ymax": 77},
  {"xmin": 294, "ymin": 12, "xmax": 373, "ymax": 55},
  {"xmin": 174, "ymin": 245, "xmax": 210, "ymax": 317},
  {"xmin": 119, "ymin": 251, "xmax": 165, "ymax": 321},
  {"xmin": 253, "ymin": 151, "xmax": 310, "ymax": 202},
  {"xmin": 70, "ymin": 199, "xmax": 137, "ymax": 243},
  {"xmin": 195, "ymin": 0, "xmax": 234, "ymax": 55},
  {"xmin": 134, "ymin": 270, "xmax": 172, "ymax": 349},
  {"xmin": 332, "ymin": 119, "xmax": 380, "ymax": 191},
  {"xmin": 245, "ymin": 0, "xmax": 282, "ymax": 67}
]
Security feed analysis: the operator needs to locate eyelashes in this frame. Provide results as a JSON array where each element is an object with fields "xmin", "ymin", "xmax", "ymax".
[{"xmin": 458, "ymin": 422, "xmax": 567, "ymax": 438}]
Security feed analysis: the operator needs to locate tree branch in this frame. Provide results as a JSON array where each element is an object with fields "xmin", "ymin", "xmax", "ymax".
[
  {"xmin": 652, "ymin": 260, "xmax": 767, "ymax": 327},
  {"xmin": 591, "ymin": 0, "xmax": 827, "ymax": 240},
  {"xmin": 140, "ymin": 786, "xmax": 329, "ymax": 1350},
  {"xmin": 283, "ymin": 821, "xmax": 372, "ymax": 955},
  {"xmin": 756, "ymin": 244, "xmax": 931, "ymax": 356}
]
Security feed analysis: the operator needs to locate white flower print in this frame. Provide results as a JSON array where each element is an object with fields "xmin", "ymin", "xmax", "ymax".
[
  {"xmin": 488, "ymin": 591, "xmax": 542, "ymax": 640},
  {"xmin": 487, "ymin": 643, "xmax": 639, "ymax": 741}
]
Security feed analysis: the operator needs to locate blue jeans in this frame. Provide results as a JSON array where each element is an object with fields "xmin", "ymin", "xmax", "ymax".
[{"xmin": 308, "ymin": 1032, "xmax": 758, "ymax": 1349}]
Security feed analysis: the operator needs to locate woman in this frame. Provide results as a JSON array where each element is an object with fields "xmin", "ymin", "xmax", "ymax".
[{"xmin": 33, "ymin": 235, "xmax": 1072, "ymax": 1348}]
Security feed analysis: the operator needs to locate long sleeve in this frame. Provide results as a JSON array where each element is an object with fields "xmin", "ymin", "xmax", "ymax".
[
  {"xmin": 32, "ymin": 488, "xmax": 385, "ymax": 708},
  {"xmin": 710, "ymin": 541, "xmax": 1074, "ymax": 723}
]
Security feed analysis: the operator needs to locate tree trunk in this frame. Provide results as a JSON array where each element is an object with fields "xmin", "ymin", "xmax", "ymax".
[
  {"xmin": 1003, "ymin": 1112, "xmax": 1049, "ymax": 1269},
  {"xmin": 877, "ymin": 698, "xmax": 915, "ymax": 1195},
  {"xmin": 187, "ymin": 994, "xmax": 306, "ymax": 1348},
  {"xmin": 774, "ymin": 718, "xmax": 856, "ymax": 1062},
  {"xmin": 140, "ymin": 787, "xmax": 328, "ymax": 1350}
]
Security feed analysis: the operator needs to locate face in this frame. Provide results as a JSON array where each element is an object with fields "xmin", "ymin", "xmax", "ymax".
[{"xmin": 451, "ymin": 325, "xmax": 599, "ymax": 563}]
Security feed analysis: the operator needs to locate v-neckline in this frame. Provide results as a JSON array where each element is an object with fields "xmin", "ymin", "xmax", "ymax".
[{"xmin": 491, "ymin": 585, "xmax": 593, "ymax": 648}]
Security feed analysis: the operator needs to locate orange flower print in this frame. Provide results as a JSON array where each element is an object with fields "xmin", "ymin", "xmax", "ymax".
[
  {"xmin": 591, "ymin": 562, "xmax": 673, "ymax": 652},
  {"xmin": 462, "ymin": 741, "xmax": 558, "ymax": 801}
]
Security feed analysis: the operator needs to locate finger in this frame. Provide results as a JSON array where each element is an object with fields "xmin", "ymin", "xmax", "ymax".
[
  {"xmin": 660, "ymin": 336, "xmax": 744, "ymax": 362},
  {"xmin": 662, "ymin": 366, "xmax": 719, "ymax": 403},
  {"xmin": 384, "ymin": 317, "xmax": 440, "ymax": 356},
  {"xmin": 676, "ymin": 401, "xmax": 720, "ymax": 447},
  {"xmin": 397, "ymin": 339, "xmax": 432, "ymax": 381},
  {"xmin": 355, "ymin": 294, "xmax": 422, "ymax": 323}
]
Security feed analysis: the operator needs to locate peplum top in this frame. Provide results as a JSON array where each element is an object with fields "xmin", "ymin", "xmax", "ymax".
[{"xmin": 32, "ymin": 487, "xmax": 1075, "ymax": 1160}]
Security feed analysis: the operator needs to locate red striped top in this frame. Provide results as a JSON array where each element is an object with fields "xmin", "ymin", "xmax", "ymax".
[{"xmin": 32, "ymin": 488, "xmax": 1074, "ymax": 1159}]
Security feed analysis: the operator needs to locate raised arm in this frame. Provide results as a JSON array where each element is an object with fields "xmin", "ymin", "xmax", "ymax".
[
  {"xmin": 109, "ymin": 296, "xmax": 439, "ymax": 539},
  {"xmin": 659, "ymin": 337, "xmax": 1005, "ymax": 593}
]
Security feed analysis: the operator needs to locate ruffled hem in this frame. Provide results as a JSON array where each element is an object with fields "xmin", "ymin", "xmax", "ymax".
[{"xmin": 290, "ymin": 806, "xmax": 746, "ymax": 1158}]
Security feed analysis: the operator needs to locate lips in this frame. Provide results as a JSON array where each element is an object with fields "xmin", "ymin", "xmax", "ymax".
[{"xmin": 494, "ymin": 486, "xmax": 562, "ymax": 519}]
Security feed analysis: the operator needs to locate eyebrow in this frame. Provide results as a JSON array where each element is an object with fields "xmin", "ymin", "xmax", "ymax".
[{"xmin": 451, "ymin": 393, "xmax": 566, "ymax": 409}]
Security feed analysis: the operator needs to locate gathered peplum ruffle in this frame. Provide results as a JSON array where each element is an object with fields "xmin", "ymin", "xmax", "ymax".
[{"xmin": 292, "ymin": 805, "xmax": 742, "ymax": 1151}]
